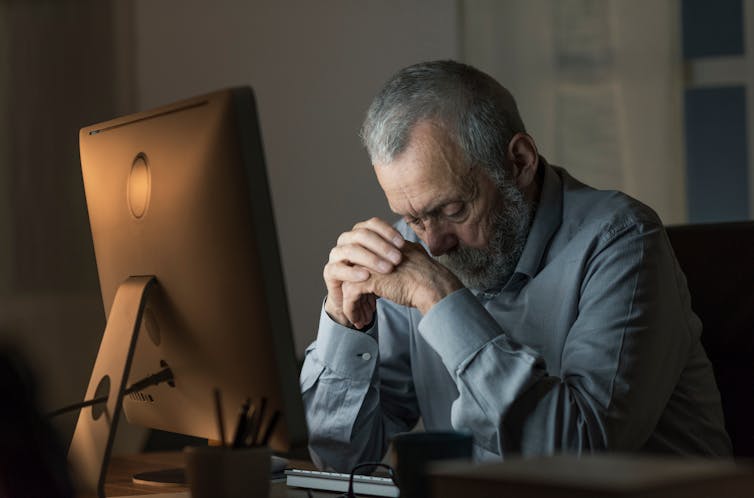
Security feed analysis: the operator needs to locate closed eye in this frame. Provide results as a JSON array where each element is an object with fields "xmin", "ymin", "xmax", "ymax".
[
  {"xmin": 442, "ymin": 202, "xmax": 467, "ymax": 221},
  {"xmin": 405, "ymin": 216, "xmax": 425, "ymax": 231}
]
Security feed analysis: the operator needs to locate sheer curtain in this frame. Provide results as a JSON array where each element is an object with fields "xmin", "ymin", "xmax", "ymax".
[{"xmin": 461, "ymin": 0, "xmax": 686, "ymax": 224}]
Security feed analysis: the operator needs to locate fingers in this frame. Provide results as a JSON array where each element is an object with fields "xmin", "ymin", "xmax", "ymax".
[
  {"xmin": 352, "ymin": 217, "xmax": 405, "ymax": 248},
  {"xmin": 328, "ymin": 243, "xmax": 397, "ymax": 275},
  {"xmin": 323, "ymin": 217, "xmax": 404, "ymax": 329},
  {"xmin": 360, "ymin": 293, "xmax": 377, "ymax": 328},
  {"xmin": 333, "ymin": 220, "xmax": 404, "ymax": 274},
  {"xmin": 323, "ymin": 262, "xmax": 366, "ymax": 327},
  {"xmin": 343, "ymin": 286, "xmax": 377, "ymax": 330},
  {"xmin": 323, "ymin": 261, "xmax": 369, "ymax": 286},
  {"xmin": 354, "ymin": 295, "xmax": 371, "ymax": 330}
]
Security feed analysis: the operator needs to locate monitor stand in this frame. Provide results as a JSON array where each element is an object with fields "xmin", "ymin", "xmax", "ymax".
[
  {"xmin": 67, "ymin": 276, "xmax": 156, "ymax": 498},
  {"xmin": 132, "ymin": 468, "xmax": 186, "ymax": 486}
]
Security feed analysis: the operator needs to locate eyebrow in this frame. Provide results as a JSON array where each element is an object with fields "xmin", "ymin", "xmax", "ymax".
[{"xmin": 402, "ymin": 198, "xmax": 464, "ymax": 219}]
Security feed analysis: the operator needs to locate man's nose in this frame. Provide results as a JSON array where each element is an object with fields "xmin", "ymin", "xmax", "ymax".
[{"xmin": 425, "ymin": 225, "xmax": 458, "ymax": 256}]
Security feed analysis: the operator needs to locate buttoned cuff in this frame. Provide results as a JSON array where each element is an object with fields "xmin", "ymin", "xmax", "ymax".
[
  {"xmin": 418, "ymin": 288, "xmax": 502, "ymax": 375},
  {"xmin": 316, "ymin": 304, "xmax": 378, "ymax": 380}
]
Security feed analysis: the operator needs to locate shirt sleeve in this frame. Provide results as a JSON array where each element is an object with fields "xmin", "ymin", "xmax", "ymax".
[
  {"xmin": 419, "ymin": 220, "xmax": 696, "ymax": 456},
  {"xmin": 300, "ymin": 299, "xmax": 420, "ymax": 471}
]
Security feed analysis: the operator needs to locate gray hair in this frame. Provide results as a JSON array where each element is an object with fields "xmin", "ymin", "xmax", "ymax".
[{"xmin": 360, "ymin": 60, "xmax": 526, "ymax": 184}]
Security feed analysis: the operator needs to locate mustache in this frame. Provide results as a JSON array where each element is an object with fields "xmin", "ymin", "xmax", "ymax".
[{"xmin": 434, "ymin": 181, "xmax": 535, "ymax": 291}]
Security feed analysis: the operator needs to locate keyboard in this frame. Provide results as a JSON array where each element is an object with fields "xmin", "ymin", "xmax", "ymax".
[{"xmin": 285, "ymin": 468, "xmax": 399, "ymax": 497}]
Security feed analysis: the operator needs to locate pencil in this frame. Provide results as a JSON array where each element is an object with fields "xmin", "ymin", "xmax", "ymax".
[
  {"xmin": 252, "ymin": 397, "xmax": 267, "ymax": 446},
  {"xmin": 213, "ymin": 388, "xmax": 226, "ymax": 447},
  {"xmin": 231, "ymin": 398, "xmax": 251, "ymax": 448},
  {"xmin": 243, "ymin": 404, "xmax": 257, "ymax": 447}
]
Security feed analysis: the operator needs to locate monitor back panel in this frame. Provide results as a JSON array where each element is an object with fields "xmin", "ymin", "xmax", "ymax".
[{"xmin": 79, "ymin": 88, "xmax": 306, "ymax": 453}]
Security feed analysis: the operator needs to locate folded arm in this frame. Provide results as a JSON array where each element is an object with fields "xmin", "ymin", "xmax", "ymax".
[
  {"xmin": 300, "ymin": 301, "xmax": 420, "ymax": 471},
  {"xmin": 419, "ymin": 221, "xmax": 695, "ymax": 454}
]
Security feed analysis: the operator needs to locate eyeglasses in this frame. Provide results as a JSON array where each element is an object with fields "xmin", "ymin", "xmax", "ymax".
[
  {"xmin": 305, "ymin": 461, "xmax": 397, "ymax": 498},
  {"xmin": 343, "ymin": 462, "xmax": 396, "ymax": 498}
]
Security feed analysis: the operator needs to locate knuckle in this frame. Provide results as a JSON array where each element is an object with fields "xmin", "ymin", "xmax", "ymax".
[
  {"xmin": 360, "ymin": 227, "xmax": 376, "ymax": 240},
  {"xmin": 336, "ymin": 231, "xmax": 350, "ymax": 246},
  {"xmin": 323, "ymin": 267, "xmax": 339, "ymax": 286},
  {"xmin": 339, "ymin": 243, "xmax": 355, "ymax": 260}
]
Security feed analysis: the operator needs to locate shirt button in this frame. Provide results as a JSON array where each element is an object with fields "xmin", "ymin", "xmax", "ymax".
[{"xmin": 361, "ymin": 352, "xmax": 372, "ymax": 361}]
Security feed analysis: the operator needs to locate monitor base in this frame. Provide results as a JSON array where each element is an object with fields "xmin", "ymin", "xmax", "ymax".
[{"xmin": 132, "ymin": 468, "xmax": 186, "ymax": 486}]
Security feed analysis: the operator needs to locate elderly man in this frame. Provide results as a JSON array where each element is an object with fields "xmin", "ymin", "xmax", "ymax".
[{"xmin": 300, "ymin": 60, "xmax": 731, "ymax": 471}]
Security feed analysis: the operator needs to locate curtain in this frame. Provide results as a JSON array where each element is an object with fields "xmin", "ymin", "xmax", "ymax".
[{"xmin": 461, "ymin": 0, "xmax": 686, "ymax": 223}]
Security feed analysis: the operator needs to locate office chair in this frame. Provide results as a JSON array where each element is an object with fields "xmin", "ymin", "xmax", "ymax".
[{"xmin": 665, "ymin": 221, "xmax": 754, "ymax": 458}]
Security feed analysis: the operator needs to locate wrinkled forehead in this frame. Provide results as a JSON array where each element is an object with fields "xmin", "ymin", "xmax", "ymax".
[{"xmin": 373, "ymin": 121, "xmax": 476, "ymax": 216}]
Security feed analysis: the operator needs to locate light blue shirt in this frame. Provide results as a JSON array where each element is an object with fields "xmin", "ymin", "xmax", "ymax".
[{"xmin": 300, "ymin": 162, "xmax": 732, "ymax": 472}]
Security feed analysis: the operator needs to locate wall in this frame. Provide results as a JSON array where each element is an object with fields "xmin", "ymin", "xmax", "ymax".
[
  {"xmin": 0, "ymin": 0, "xmax": 460, "ymax": 455},
  {"xmin": 0, "ymin": 1, "xmax": 142, "ymax": 453},
  {"xmin": 132, "ymin": 0, "xmax": 461, "ymax": 355}
]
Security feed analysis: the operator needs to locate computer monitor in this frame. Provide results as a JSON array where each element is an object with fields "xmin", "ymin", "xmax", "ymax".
[{"xmin": 69, "ymin": 87, "xmax": 307, "ymax": 496}]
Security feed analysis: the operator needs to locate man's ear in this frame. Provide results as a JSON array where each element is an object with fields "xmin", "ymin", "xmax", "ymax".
[{"xmin": 506, "ymin": 133, "xmax": 539, "ymax": 189}]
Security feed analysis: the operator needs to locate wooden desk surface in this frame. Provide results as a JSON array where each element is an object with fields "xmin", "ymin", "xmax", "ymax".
[
  {"xmin": 105, "ymin": 452, "xmax": 186, "ymax": 496},
  {"xmin": 105, "ymin": 452, "xmax": 318, "ymax": 497}
]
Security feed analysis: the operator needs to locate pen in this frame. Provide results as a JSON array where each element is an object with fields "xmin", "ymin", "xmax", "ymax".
[
  {"xmin": 213, "ymin": 388, "xmax": 226, "ymax": 447},
  {"xmin": 231, "ymin": 398, "xmax": 251, "ymax": 448},
  {"xmin": 242, "ymin": 404, "xmax": 257, "ymax": 447},
  {"xmin": 252, "ymin": 397, "xmax": 267, "ymax": 446}
]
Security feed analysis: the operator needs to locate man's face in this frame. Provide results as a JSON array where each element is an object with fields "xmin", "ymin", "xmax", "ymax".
[{"xmin": 374, "ymin": 121, "xmax": 534, "ymax": 290}]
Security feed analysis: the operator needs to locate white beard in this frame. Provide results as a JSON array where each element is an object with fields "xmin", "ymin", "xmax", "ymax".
[{"xmin": 436, "ymin": 180, "xmax": 534, "ymax": 291}]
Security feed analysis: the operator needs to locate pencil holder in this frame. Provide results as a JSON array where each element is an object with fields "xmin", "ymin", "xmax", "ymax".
[{"xmin": 184, "ymin": 445, "xmax": 271, "ymax": 498}]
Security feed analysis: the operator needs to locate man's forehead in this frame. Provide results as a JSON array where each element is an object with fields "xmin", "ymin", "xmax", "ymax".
[
  {"xmin": 375, "ymin": 159, "xmax": 473, "ymax": 217},
  {"xmin": 373, "ymin": 120, "xmax": 475, "ymax": 213},
  {"xmin": 381, "ymin": 180, "xmax": 465, "ymax": 217}
]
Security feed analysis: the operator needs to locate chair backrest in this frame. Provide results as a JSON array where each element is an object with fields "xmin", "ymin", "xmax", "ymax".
[{"xmin": 666, "ymin": 221, "xmax": 754, "ymax": 457}]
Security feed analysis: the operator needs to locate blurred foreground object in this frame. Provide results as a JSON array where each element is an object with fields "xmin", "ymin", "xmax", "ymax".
[{"xmin": 0, "ymin": 344, "xmax": 73, "ymax": 498}]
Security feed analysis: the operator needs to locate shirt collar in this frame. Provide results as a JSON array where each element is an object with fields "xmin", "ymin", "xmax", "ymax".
[{"xmin": 512, "ymin": 157, "xmax": 563, "ymax": 280}]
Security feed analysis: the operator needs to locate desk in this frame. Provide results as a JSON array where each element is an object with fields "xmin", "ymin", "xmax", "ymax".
[
  {"xmin": 105, "ymin": 452, "xmax": 186, "ymax": 497},
  {"xmin": 104, "ymin": 452, "xmax": 316, "ymax": 497},
  {"xmin": 105, "ymin": 452, "xmax": 754, "ymax": 498},
  {"xmin": 429, "ymin": 454, "xmax": 754, "ymax": 498}
]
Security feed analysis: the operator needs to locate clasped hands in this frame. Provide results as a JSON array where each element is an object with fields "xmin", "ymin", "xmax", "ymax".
[{"xmin": 324, "ymin": 217, "xmax": 462, "ymax": 329}]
